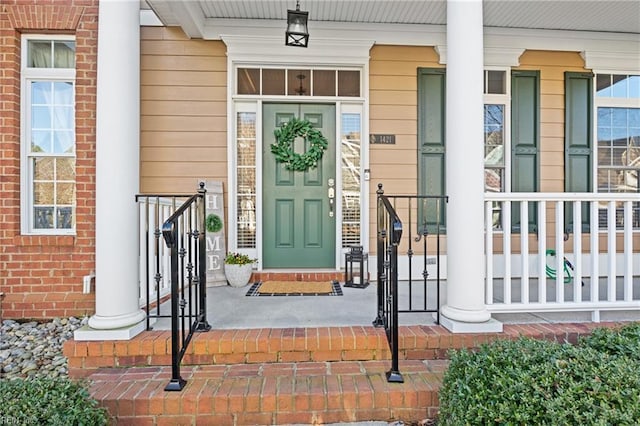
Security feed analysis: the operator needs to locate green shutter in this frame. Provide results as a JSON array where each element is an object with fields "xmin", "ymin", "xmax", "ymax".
[
  {"xmin": 417, "ymin": 68, "xmax": 446, "ymax": 231},
  {"xmin": 511, "ymin": 71, "xmax": 540, "ymax": 233},
  {"xmin": 565, "ymin": 72, "xmax": 593, "ymax": 232}
]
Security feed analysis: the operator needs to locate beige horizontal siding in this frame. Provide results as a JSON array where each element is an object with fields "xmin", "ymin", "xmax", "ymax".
[
  {"xmin": 141, "ymin": 85, "xmax": 227, "ymax": 101},
  {"xmin": 141, "ymin": 100, "xmax": 226, "ymax": 116},
  {"xmin": 368, "ymin": 45, "xmax": 443, "ymax": 253},
  {"xmin": 140, "ymin": 26, "xmax": 227, "ymax": 194},
  {"xmin": 141, "ymin": 131, "xmax": 225, "ymax": 148}
]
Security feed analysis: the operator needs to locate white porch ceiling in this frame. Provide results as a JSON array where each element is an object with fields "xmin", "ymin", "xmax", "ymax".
[{"xmin": 145, "ymin": 0, "xmax": 640, "ymax": 36}]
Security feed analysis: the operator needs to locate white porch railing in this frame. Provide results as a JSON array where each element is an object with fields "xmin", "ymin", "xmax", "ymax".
[
  {"xmin": 485, "ymin": 193, "xmax": 640, "ymax": 321},
  {"xmin": 137, "ymin": 196, "xmax": 186, "ymax": 308}
]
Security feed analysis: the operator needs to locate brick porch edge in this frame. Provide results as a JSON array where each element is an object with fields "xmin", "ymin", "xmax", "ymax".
[{"xmin": 64, "ymin": 322, "xmax": 625, "ymax": 378}]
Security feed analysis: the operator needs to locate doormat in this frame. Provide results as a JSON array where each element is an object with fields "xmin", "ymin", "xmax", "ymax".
[{"xmin": 245, "ymin": 280, "xmax": 343, "ymax": 296}]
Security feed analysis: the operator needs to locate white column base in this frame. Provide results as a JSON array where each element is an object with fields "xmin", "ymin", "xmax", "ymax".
[
  {"xmin": 441, "ymin": 305, "xmax": 503, "ymax": 333},
  {"xmin": 86, "ymin": 309, "xmax": 146, "ymax": 330},
  {"xmin": 440, "ymin": 313, "xmax": 503, "ymax": 334},
  {"xmin": 75, "ymin": 313, "xmax": 146, "ymax": 341}
]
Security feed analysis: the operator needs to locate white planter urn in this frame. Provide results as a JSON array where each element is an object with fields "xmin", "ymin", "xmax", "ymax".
[{"xmin": 224, "ymin": 263, "xmax": 254, "ymax": 288}]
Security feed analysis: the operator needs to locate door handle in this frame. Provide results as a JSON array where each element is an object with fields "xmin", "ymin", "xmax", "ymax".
[{"xmin": 328, "ymin": 179, "xmax": 335, "ymax": 218}]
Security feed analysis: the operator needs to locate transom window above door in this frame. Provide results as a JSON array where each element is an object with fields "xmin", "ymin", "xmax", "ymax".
[{"xmin": 237, "ymin": 67, "xmax": 360, "ymax": 97}]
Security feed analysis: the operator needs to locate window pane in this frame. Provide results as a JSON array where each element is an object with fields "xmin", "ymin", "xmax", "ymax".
[
  {"xmin": 28, "ymin": 41, "xmax": 52, "ymax": 68},
  {"xmin": 31, "ymin": 130, "xmax": 50, "ymax": 153},
  {"xmin": 54, "ymin": 82, "xmax": 74, "ymax": 104},
  {"xmin": 338, "ymin": 71, "xmax": 360, "ymax": 97},
  {"xmin": 56, "ymin": 183, "xmax": 75, "ymax": 204},
  {"xmin": 313, "ymin": 70, "xmax": 336, "ymax": 96},
  {"xmin": 53, "ymin": 131, "xmax": 74, "ymax": 154},
  {"xmin": 237, "ymin": 68, "xmax": 260, "ymax": 95},
  {"xmin": 236, "ymin": 112, "xmax": 256, "ymax": 248},
  {"xmin": 596, "ymin": 74, "xmax": 612, "ymax": 97},
  {"xmin": 32, "ymin": 81, "xmax": 50, "ymax": 104},
  {"xmin": 288, "ymin": 69, "xmax": 310, "ymax": 96},
  {"xmin": 34, "ymin": 207, "xmax": 54, "ymax": 229},
  {"xmin": 597, "ymin": 106, "xmax": 640, "ymax": 196},
  {"xmin": 32, "ymin": 106, "xmax": 52, "ymax": 129},
  {"xmin": 611, "ymin": 75, "xmax": 628, "ymax": 98},
  {"xmin": 53, "ymin": 106, "xmax": 74, "ymax": 129},
  {"xmin": 484, "ymin": 104, "xmax": 504, "ymax": 166},
  {"xmin": 630, "ymin": 76, "xmax": 640, "ymax": 98},
  {"xmin": 341, "ymin": 113, "xmax": 361, "ymax": 247},
  {"xmin": 57, "ymin": 207, "xmax": 73, "ymax": 229},
  {"xmin": 57, "ymin": 158, "xmax": 75, "ymax": 180},
  {"xmin": 262, "ymin": 69, "xmax": 285, "ymax": 95},
  {"xmin": 34, "ymin": 158, "xmax": 54, "ymax": 180},
  {"xmin": 487, "ymin": 70, "xmax": 506, "ymax": 94},
  {"xmin": 237, "ymin": 168, "xmax": 255, "ymax": 194},
  {"xmin": 34, "ymin": 182, "xmax": 54, "ymax": 204},
  {"xmin": 485, "ymin": 168, "xmax": 504, "ymax": 193},
  {"xmin": 53, "ymin": 41, "xmax": 75, "ymax": 68}
]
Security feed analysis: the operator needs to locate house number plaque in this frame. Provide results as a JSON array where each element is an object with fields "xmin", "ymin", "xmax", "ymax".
[{"xmin": 370, "ymin": 134, "xmax": 396, "ymax": 144}]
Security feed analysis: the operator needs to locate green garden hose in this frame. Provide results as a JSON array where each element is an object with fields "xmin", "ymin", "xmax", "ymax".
[{"xmin": 545, "ymin": 249, "xmax": 573, "ymax": 284}]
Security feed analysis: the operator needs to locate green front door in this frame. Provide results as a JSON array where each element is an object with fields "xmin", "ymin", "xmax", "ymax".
[{"xmin": 263, "ymin": 103, "xmax": 336, "ymax": 268}]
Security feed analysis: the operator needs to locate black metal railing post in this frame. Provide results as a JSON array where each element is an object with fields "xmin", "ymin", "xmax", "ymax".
[
  {"xmin": 373, "ymin": 183, "xmax": 386, "ymax": 327},
  {"xmin": 163, "ymin": 218, "xmax": 184, "ymax": 391},
  {"xmin": 195, "ymin": 183, "xmax": 211, "ymax": 332},
  {"xmin": 374, "ymin": 183, "xmax": 447, "ymax": 383},
  {"xmin": 155, "ymin": 183, "xmax": 211, "ymax": 392},
  {"xmin": 386, "ymin": 206, "xmax": 403, "ymax": 383}
]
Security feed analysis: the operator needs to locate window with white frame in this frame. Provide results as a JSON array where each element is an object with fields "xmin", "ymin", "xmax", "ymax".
[
  {"xmin": 484, "ymin": 70, "xmax": 509, "ymax": 229},
  {"xmin": 595, "ymin": 73, "xmax": 640, "ymax": 228},
  {"xmin": 235, "ymin": 108, "xmax": 257, "ymax": 248},
  {"xmin": 340, "ymin": 111, "xmax": 362, "ymax": 247},
  {"xmin": 21, "ymin": 36, "xmax": 76, "ymax": 234}
]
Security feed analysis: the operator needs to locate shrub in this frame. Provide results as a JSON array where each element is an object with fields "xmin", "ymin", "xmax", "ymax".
[
  {"xmin": 438, "ymin": 328, "xmax": 640, "ymax": 426},
  {"xmin": 579, "ymin": 322, "xmax": 640, "ymax": 361},
  {"xmin": 0, "ymin": 377, "xmax": 108, "ymax": 425}
]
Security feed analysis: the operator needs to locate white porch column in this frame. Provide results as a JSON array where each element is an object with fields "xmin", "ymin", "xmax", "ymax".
[
  {"xmin": 441, "ymin": 0, "xmax": 499, "ymax": 332},
  {"xmin": 79, "ymin": 0, "xmax": 145, "ymax": 339}
]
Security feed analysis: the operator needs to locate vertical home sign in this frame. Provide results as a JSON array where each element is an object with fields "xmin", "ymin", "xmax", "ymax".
[{"xmin": 204, "ymin": 180, "xmax": 227, "ymax": 287}]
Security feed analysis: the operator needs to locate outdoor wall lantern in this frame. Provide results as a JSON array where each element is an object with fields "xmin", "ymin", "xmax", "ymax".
[
  {"xmin": 344, "ymin": 246, "xmax": 369, "ymax": 289},
  {"xmin": 286, "ymin": 0, "xmax": 309, "ymax": 47}
]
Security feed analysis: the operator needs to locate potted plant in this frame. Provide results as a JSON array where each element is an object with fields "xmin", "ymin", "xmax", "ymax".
[{"xmin": 224, "ymin": 252, "xmax": 256, "ymax": 288}]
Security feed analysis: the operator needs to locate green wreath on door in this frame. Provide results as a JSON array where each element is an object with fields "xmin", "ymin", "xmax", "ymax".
[{"xmin": 270, "ymin": 117, "xmax": 328, "ymax": 172}]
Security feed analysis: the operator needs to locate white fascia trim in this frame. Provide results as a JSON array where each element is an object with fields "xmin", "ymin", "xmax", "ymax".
[
  {"xmin": 484, "ymin": 27, "xmax": 640, "ymax": 72},
  {"xmin": 205, "ymin": 18, "xmax": 445, "ymax": 46},
  {"xmin": 205, "ymin": 18, "xmax": 639, "ymax": 71},
  {"xmin": 222, "ymin": 34, "xmax": 374, "ymax": 66},
  {"xmin": 165, "ymin": 1, "xmax": 205, "ymax": 38},
  {"xmin": 140, "ymin": 9, "xmax": 163, "ymax": 27}
]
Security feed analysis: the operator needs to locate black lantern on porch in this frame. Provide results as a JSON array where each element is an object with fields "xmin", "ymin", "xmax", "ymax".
[
  {"xmin": 344, "ymin": 246, "xmax": 369, "ymax": 289},
  {"xmin": 285, "ymin": 0, "xmax": 309, "ymax": 47}
]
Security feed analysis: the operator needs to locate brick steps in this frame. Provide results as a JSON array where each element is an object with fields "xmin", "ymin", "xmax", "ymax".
[
  {"xmin": 88, "ymin": 360, "xmax": 446, "ymax": 425},
  {"xmin": 65, "ymin": 322, "xmax": 624, "ymax": 425}
]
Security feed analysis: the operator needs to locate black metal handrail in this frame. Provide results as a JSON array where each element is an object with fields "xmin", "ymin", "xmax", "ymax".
[
  {"xmin": 161, "ymin": 183, "xmax": 211, "ymax": 391},
  {"xmin": 374, "ymin": 185, "xmax": 403, "ymax": 382},
  {"xmin": 374, "ymin": 183, "xmax": 447, "ymax": 383}
]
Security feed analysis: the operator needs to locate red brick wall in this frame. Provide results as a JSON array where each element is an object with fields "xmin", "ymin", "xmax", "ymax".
[{"xmin": 0, "ymin": 1, "xmax": 98, "ymax": 319}]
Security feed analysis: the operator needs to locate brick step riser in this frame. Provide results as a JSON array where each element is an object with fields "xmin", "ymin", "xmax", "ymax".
[
  {"xmin": 78, "ymin": 322, "xmax": 625, "ymax": 425},
  {"xmin": 64, "ymin": 322, "xmax": 614, "ymax": 378},
  {"xmin": 89, "ymin": 360, "xmax": 444, "ymax": 425}
]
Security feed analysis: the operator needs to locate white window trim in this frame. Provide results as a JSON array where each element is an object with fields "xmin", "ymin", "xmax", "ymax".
[
  {"xmin": 20, "ymin": 34, "xmax": 76, "ymax": 235},
  {"xmin": 593, "ymin": 71, "xmax": 640, "ymax": 195},
  {"xmin": 228, "ymin": 64, "xmax": 367, "ymax": 270},
  {"xmin": 483, "ymin": 67, "xmax": 512, "ymax": 194}
]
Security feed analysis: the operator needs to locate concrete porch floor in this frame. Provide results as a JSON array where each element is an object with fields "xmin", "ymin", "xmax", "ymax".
[{"xmin": 149, "ymin": 278, "xmax": 640, "ymax": 331}]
